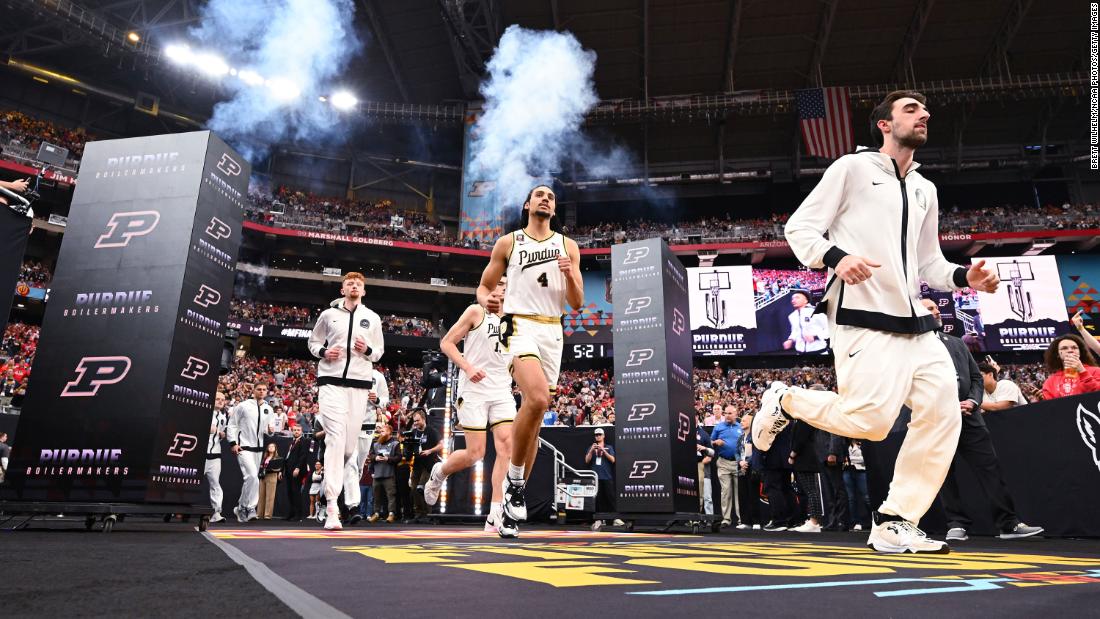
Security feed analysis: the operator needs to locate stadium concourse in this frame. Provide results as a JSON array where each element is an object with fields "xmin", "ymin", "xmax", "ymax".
[{"xmin": 1, "ymin": 0, "xmax": 1098, "ymax": 617}]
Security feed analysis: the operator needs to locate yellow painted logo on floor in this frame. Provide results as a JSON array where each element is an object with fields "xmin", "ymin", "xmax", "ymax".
[{"xmin": 332, "ymin": 541, "xmax": 1100, "ymax": 589}]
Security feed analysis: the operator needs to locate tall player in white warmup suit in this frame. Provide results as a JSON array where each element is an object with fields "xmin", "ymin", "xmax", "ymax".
[
  {"xmin": 425, "ymin": 276, "xmax": 515, "ymax": 535},
  {"xmin": 752, "ymin": 90, "xmax": 1000, "ymax": 554},
  {"xmin": 228, "ymin": 383, "xmax": 274, "ymax": 522},
  {"xmin": 308, "ymin": 271, "xmax": 385, "ymax": 530},
  {"xmin": 476, "ymin": 185, "xmax": 584, "ymax": 537}
]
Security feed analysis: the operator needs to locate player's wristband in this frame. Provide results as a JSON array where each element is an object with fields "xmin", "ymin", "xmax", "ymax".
[{"xmin": 318, "ymin": 347, "xmax": 328, "ymax": 359}]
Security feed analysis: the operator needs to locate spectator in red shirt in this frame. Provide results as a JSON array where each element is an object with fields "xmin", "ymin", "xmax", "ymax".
[{"xmin": 1041, "ymin": 334, "xmax": 1100, "ymax": 400}]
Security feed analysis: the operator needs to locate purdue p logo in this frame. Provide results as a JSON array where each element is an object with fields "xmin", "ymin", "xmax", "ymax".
[
  {"xmin": 193, "ymin": 284, "xmax": 221, "ymax": 308},
  {"xmin": 629, "ymin": 460, "xmax": 659, "ymax": 478},
  {"xmin": 625, "ymin": 348, "xmax": 654, "ymax": 367},
  {"xmin": 626, "ymin": 403, "xmax": 657, "ymax": 422},
  {"xmin": 624, "ymin": 296, "xmax": 651, "ymax": 315},
  {"xmin": 95, "ymin": 211, "xmax": 160, "ymax": 248},
  {"xmin": 205, "ymin": 217, "xmax": 232, "ymax": 241},
  {"xmin": 181, "ymin": 356, "xmax": 210, "ymax": 380},
  {"xmin": 61, "ymin": 356, "xmax": 132, "ymax": 397},
  {"xmin": 167, "ymin": 433, "xmax": 198, "ymax": 457},
  {"xmin": 216, "ymin": 153, "xmax": 242, "ymax": 177},
  {"xmin": 622, "ymin": 246, "xmax": 650, "ymax": 265}
]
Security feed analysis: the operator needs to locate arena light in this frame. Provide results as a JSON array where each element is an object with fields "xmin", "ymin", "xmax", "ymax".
[
  {"xmin": 127, "ymin": 31, "xmax": 140, "ymax": 44},
  {"xmin": 267, "ymin": 77, "xmax": 301, "ymax": 102},
  {"xmin": 194, "ymin": 52, "xmax": 230, "ymax": 78},
  {"xmin": 164, "ymin": 43, "xmax": 193, "ymax": 64},
  {"xmin": 330, "ymin": 90, "xmax": 358, "ymax": 111},
  {"xmin": 238, "ymin": 69, "xmax": 265, "ymax": 87},
  {"xmin": 472, "ymin": 459, "xmax": 484, "ymax": 516}
]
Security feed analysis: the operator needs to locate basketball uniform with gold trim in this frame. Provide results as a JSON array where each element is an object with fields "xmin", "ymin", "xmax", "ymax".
[
  {"xmin": 456, "ymin": 307, "xmax": 516, "ymax": 430},
  {"xmin": 500, "ymin": 230, "xmax": 567, "ymax": 387}
]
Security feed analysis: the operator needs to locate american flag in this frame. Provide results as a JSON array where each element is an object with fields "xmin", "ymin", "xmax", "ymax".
[{"xmin": 796, "ymin": 87, "xmax": 853, "ymax": 160}]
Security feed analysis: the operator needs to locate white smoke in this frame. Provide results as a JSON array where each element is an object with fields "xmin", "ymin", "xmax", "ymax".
[
  {"xmin": 470, "ymin": 26, "xmax": 635, "ymax": 221},
  {"xmin": 191, "ymin": 0, "xmax": 361, "ymax": 162}
]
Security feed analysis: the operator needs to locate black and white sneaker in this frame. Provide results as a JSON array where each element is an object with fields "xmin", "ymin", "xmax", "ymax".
[
  {"xmin": 347, "ymin": 509, "xmax": 363, "ymax": 526},
  {"xmin": 762, "ymin": 521, "xmax": 788, "ymax": 532},
  {"xmin": 497, "ymin": 513, "xmax": 520, "ymax": 539},
  {"xmin": 501, "ymin": 478, "xmax": 527, "ymax": 522},
  {"xmin": 233, "ymin": 506, "xmax": 246, "ymax": 523},
  {"xmin": 751, "ymin": 381, "xmax": 792, "ymax": 452}
]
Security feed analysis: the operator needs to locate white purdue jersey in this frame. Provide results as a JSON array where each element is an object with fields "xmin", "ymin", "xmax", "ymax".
[
  {"xmin": 458, "ymin": 308, "xmax": 512, "ymax": 399},
  {"xmin": 503, "ymin": 230, "xmax": 568, "ymax": 317}
]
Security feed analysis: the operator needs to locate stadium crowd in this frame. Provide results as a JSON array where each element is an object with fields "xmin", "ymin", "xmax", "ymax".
[
  {"xmin": 228, "ymin": 299, "xmax": 439, "ymax": 336},
  {"xmin": 0, "ymin": 322, "xmax": 39, "ymax": 406},
  {"xmin": 17, "ymin": 259, "xmax": 51, "ymax": 288},
  {"xmin": 0, "ymin": 109, "xmax": 91, "ymax": 161}
]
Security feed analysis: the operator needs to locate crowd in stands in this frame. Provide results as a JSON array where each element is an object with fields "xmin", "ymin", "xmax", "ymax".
[
  {"xmin": 751, "ymin": 269, "xmax": 829, "ymax": 302},
  {"xmin": 0, "ymin": 322, "xmax": 39, "ymax": 406},
  {"xmin": 228, "ymin": 299, "xmax": 439, "ymax": 336},
  {"xmin": 17, "ymin": 259, "xmax": 51, "ymax": 288},
  {"xmin": 246, "ymin": 187, "xmax": 447, "ymax": 245},
  {"xmin": 0, "ymin": 110, "xmax": 91, "ymax": 161}
]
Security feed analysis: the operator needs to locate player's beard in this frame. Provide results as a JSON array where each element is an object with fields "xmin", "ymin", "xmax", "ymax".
[
  {"xmin": 532, "ymin": 208, "xmax": 552, "ymax": 221},
  {"xmin": 897, "ymin": 126, "xmax": 927, "ymax": 149}
]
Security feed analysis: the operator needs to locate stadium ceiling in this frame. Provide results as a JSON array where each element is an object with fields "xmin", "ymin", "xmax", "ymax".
[{"xmin": 0, "ymin": 0, "xmax": 1089, "ymax": 165}]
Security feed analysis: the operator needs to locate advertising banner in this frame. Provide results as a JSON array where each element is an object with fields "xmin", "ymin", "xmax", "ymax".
[
  {"xmin": 612, "ymin": 238, "xmax": 698, "ymax": 513},
  {"xmin": 3, "ymin": 131, "xmax": 248, "ymax": 506},
  {"xmin": 960, "ymin": 256, "xmax": 1070, "ymax": 352}
]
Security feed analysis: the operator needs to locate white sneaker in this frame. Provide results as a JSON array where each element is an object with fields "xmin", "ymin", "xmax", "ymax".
[
  {"xmin": 852, "ymin": 524, "xmax": 863, "ymax": 531},
  {"xmin": 323, "ymin": 505, "xmax": 343, "ymax": 531},
  {"xmin": 210, "ymin": 512, "xmax": 225, "ymax": 523},
  {"xmin": 501, "ymin": 478, "xmax": 527, "ymax": 522},
  {"xmin": 424, "ymin": 462, "xmax": 446, "ymax": 506},
  {"xmin": 498, "ymin": 514, "xmax": 519, "ymax": 539},
  {"xmin": 946, "ymin": 527, "xmax": 969, "ymax": 541},
  {"xmin": 233, "ymin": 506, "xmax": 246, "ymax": 523},
  {"xmin": 752, "ymin": 524, "xmax": 761, "ymax": 530},
  {"xmin": 998, "ymin": 523, "xmax": 1044, "ymax": 539},
  {"xmin": 591, "ymin": 520, "xmax": 604, "ymax": 532},
  {"xmin": 791, "ymin": 521, "xmax": 822, "ymax": 533},
  {"xmin": 751, "ymin": 382, "xmax": 790, "ymax": 451},
  {"xmin": 612, "ymin": 519, "xmax": 626, "ymax": 526},
  {"xmin": 735, "ymin": 523, "xmax": 750, "ymax": 530},
  {"xmin": 867, "ymin": 519, "xmax": 948, "ymax": 554},
  {"xmin": 484, "ymin": 509, "xmax": 500, "ymax": 533}
]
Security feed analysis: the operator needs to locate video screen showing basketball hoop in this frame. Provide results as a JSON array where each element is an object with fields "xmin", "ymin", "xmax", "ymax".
[
  {"xmin": 687, "ymin": 266, "xmax": 757, "ymax": 355},
  {"xmin": 956, "ymin": 256, "xmax": 1071, "ymax": 352}
]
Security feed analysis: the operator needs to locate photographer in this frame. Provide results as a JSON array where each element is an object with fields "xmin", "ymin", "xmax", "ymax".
[
  {"xmin": 586, "ymin": 427, "xmax": 619, "ymax": 529},
  {"xmin": 409, "ymin": 409, "xmax": 442, "ymax": 521}
]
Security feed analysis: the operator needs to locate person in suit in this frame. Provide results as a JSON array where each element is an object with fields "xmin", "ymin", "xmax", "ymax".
[
  {"xmin": 284, "ymin": 424, "xmax": 310, "ymax": 521},
  {"xmin": 923, "ymin": 299, "xmax": 1043, "ymax": 541}
]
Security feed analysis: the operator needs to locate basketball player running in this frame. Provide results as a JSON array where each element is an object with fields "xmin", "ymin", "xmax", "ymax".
[
  {"xmin": 228, "ymin": 383, "xmax": 274, "ymax": 523},
  {"xmin": 206, "ymin": 391, "xmax": 229, "ymax": 523},
  {"xmin": 477, "ymin": 185, "xmax": 584, "ymax": 536},
  {"xmin": 308, "ymin": 272, "xmax": 385, "ymax": 530},
  {"xmin": 752, "ymin": 91, "xmax": 1000, "ymax": 554},
  {"xmin": 424, "ymin": 277, "xmax": 515, "ymax": 535}
]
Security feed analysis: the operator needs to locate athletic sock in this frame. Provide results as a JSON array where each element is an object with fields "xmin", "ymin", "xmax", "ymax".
[
  {"xmin": 490, "ymin": 501, "xmax": 501, "ymax": 516},
  {"xmin": 507, "ymin": 463, "xmax": 525, "ymax": 484}
]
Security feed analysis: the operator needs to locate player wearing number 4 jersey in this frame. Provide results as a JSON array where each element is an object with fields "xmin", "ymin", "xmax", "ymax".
[
  {"xmin": 477, "ymin": 184, "xmax": 584, "ymax": 538},
  {"xmin": 424, "ymin": 277, "xmax": 515, "ymax": 535}
]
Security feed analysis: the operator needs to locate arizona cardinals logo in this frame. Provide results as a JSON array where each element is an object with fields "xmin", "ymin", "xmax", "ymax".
[{"xmin": 1077, "ymin": 403, "xmax": 1100, "ymax": 473}]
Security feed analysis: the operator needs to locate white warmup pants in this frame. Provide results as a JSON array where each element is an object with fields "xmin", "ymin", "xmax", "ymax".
[
  {"xmin": 319, "ymin": 384, "xmax": 368, "ymax": 504},
  {"xmin": 343, "ymin": 430, "xmax": 375, "ymax": 505},
  {"xmin": 782, "ymin": 325, "xmax": 961, "ymax": 523},
  {"xmin": 236, "ymin": 451, "xmax": 262, "ymax": 510},
  {"xmin": 205, "ymin": 457, "xmax": 223, "ymax": 513}
]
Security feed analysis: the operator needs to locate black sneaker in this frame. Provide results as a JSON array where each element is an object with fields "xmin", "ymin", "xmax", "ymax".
[
  {"xmin": 501, "ymin": 478, "xmax": 527, "ymax": 521},
  {"xmin": 347, "ymin": 513, "xmax": 363, "ymax": 526},
  {"xmin": 498, "ymin": 513, "xmax": 519, "ymax": 539},
  {"xmin": 762, "ymin": 521, "xmax": 788, "ymax": 532}
]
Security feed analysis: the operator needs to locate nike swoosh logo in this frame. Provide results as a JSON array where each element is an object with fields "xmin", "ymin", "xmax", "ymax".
[
  {"xmin": 848, "ymin": 350, "xmax": 862, "ymax": 358},
  {"xmin": 872, "ymin": 181, "xmax": 884, "ymax": 186}
]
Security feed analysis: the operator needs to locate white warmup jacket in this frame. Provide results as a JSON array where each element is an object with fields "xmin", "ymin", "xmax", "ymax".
[
  {"xmin": 364, "ymin": 369, "xmax": 390, "ymax": 427},
  {"xmin": 787, "ymin": 305, "xmax": 829, "ymax": 353},
  {"xmin": 227, "ymin": 398, "xmax": 274, "ymax": 451},
  {"xmin": 308, "ymin": 298, "xmax": 385, "ymax": 389},
  {"xmin": 784, "ymin": 149, "xmax": 969, "ymax": 334},
  {"xmin": 207, "ymin": 408, "xmax": 228, "ymax": 456}
]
